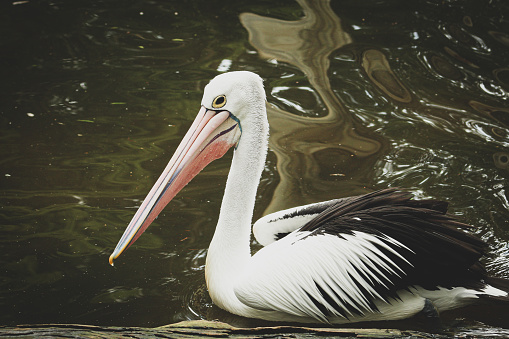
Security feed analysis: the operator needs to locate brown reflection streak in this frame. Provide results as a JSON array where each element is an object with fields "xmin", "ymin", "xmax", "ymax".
[
  {"xmin": 493, "ymin": 68, "xmax": 509, "ymax": 90},
  {"xmin": 493, "ymin": 152, "xmax": 509, "ymax": 170},
  {"xmin": 489, "ymin": 31, "xmax": 509, "ymax": 47},
  {"xmin": 469, "ymin": 100, "xmax": 509, "ymax": 127},
  {"xmin": 444, "ymin": 46, "xmax": 479, "ymax": 69},
  {"xmin": 428, "ymin": 54, "xmax": 463, "ymax": 80},
  {"xmin": 362, "ymin": 50, "xmax": 412, "ymax": 103},
  {"xmin": 240, "ymin": 0, "xmax": 382, "ymax": 213}
]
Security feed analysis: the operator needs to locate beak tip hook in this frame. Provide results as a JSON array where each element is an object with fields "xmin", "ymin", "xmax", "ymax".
[{"xmin": 108, "ymin": 254, "xmax": 115, "ymax": 266}]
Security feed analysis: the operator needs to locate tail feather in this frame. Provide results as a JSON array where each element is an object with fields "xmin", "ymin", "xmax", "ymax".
[{"xmin": 483, "ymin": 276, "xmax": 509, "ymax": 302}]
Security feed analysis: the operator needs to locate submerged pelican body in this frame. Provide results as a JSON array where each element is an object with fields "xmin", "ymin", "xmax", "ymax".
[{"xmin": 109, "ymin": 71, "xmax": 509, "ymax": 324}]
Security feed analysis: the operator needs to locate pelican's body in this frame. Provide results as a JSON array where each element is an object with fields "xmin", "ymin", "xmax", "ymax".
[{"xmin": 110, "ymin": 71, "xmax": 509, "ymax": 324}]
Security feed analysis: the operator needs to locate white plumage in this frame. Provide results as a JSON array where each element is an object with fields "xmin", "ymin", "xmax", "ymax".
[
  {"xmin": 253, "ymin": 200, "xmax": 335, "ymax": 246},
  {"xmin": 110, "ymin": 71, "xmax": 509, "ymax": 324}
]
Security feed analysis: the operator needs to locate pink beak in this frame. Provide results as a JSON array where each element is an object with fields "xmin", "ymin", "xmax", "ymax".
[{"xmin": 109, "ymin": 106, "xmax": 241, "ymax": 265}]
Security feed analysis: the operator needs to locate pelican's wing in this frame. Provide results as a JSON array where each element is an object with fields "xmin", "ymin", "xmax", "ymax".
[
  {"xmin": 253, "ymin": 198, "xmax": 351, "ymax": 246},
  {"xmin": 236, "ymin": 189, "xmax": 486, "ymax": 322}
]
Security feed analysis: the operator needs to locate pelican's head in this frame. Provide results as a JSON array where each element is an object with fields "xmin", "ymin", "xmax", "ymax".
[
  {"xmin": 109, "ymin": 71, "xmax": 265, "ymax": 265},
  {"xmin": 201, "ymin": 71, "xmax": 265, "ymax": 122}
]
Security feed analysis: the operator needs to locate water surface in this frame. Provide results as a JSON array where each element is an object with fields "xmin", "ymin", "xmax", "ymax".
[{"xmin": 1, "ymin": 0, "xmax": 509, "ymax": 335}]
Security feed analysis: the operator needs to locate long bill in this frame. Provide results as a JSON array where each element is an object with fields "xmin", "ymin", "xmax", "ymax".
[{"xmin": 109, "ymin": 106, "xmax": 241, "ymax": 265}]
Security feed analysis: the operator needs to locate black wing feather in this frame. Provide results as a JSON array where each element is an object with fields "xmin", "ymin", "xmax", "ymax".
[{"xmin": 299, "ymin": 188, "xmax": 487, "ymax": 295}]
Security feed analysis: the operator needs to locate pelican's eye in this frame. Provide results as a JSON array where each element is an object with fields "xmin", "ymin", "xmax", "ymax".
[{"xmin": 212, "ymin": 95, "xmax": 226, "ymax": 109}]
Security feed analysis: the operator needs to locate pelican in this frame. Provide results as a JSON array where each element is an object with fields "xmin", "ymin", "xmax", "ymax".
[{"xmin": 109, "ymin": 71, "xmax": 509, "ymax": 324}]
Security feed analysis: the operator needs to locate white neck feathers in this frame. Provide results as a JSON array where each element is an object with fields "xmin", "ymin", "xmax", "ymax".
[{"xmin": 204, "ymin": 85, "xmax": 268, "ymax": 312}]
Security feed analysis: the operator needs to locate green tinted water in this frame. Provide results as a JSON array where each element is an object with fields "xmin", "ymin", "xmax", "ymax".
[{"xmin": 1, "ymin": 0, "xmax": 508, "ymax": 334}]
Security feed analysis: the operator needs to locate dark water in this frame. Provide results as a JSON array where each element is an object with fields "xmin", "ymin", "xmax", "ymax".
[{"xmin": 1, "ymin": 0, "xmax": 509, "ymax": 335}]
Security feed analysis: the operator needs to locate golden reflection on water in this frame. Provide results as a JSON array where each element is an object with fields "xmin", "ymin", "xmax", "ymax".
[
  {"xmin": 469, "ymin": 100, "xmax": 509, "ymax": 128},
  {"xmin": 241, "ymin": 0, "xmax": 383, "ymax": 213},
  {"xmin": 362, "ymin": 50, "xmax": 412, "ymax": 103}
]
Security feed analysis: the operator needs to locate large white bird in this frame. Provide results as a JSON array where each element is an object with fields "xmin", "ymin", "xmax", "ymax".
[{"xmin": 109, "ymin": 71, "xmax": 509, "ymax": 324}]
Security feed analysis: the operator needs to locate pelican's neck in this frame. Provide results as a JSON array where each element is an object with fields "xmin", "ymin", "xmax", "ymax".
[
  {"xmin": 208, "ymin": 115, "xmax": 268, "ymax": 262},
  {"xmin": 205, "ymin": 105, "xmax": 269, "ymax": 310}
]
